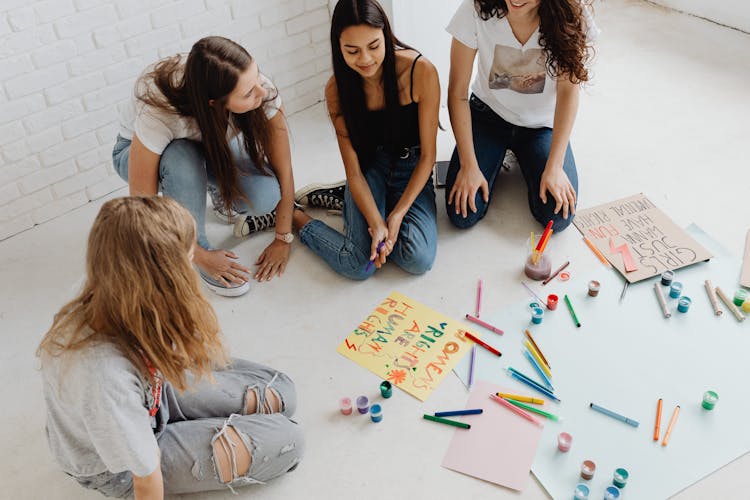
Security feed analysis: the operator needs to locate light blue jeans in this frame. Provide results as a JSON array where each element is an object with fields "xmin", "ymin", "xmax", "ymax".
[
  {"xmin": 113, "ymin": 136, "xmax": 281, "ymax": 249},
  {"xmin": 299, "ymin": 146, "xmax": 437, "ymax": 280},
  {"xmin": 72, "ymin": 359, "xmax": 304, "ymax": 496}
]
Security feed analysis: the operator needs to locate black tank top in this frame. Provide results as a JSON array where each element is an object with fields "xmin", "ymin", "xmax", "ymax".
[{"xmin": 363, "ymin": 54, "xmax": 422, "ymax": 153}]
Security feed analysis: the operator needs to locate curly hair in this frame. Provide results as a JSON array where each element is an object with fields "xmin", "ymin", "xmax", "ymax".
[{"xmin": 474, "ymin": 0, "xmax": 594, "ymax": 83}]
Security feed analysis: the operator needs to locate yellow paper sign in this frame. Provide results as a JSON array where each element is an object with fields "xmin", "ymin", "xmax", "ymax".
[{"xmin": 337, "ymin": 291, "xmax": 477, "ymax": 401}]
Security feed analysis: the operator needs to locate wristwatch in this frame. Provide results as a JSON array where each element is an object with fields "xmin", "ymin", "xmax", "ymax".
[{"xmin": 276, "ymin": 232, "xmax": 294, "ymax": 244}]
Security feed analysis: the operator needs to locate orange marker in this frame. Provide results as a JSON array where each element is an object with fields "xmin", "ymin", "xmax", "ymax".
[
  {"xmin": 662, "ymin": 405, "xmax": 681, "ymax": 446},
  {"xmin": 653, "ymin": 398, "xmax": 663, "ymax": 441},
  {"xmin": 524, "ymin": 330, "xmax": 551, "ymax": 370},
  {"xmin": 583, "ymin": 237, "xmax": 611, "ymax": 268}
]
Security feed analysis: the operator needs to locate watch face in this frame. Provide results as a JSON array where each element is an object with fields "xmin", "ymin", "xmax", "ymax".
[{"xmin": 278, "ymin": 232, "xmax": 294, "ymax": 243}]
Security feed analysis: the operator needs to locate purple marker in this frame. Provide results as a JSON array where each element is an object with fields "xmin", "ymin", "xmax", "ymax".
[{"xmin": 364, "ymin": 241, "xmax": 386, "ymax": 272}]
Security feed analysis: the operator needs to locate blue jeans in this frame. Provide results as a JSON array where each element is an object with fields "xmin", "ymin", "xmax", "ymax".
[
  {"xmin": 112, "ymin": 136, "xmax": 281, "ymax": 249},
  {"xmin": 73, "ymin": 359, "xmax": 303, "ymax": 497},
  {"xmin": 299, "ymin": 146, "xmax": 437, "ymax": 280},
  {"xmin": 445, "ymin": 94, "xmax": 578, "ymax": 232}
]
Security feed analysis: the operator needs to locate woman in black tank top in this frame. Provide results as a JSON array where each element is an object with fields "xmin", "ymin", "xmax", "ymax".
[{"xmin": 292, "ymin": 0, "xmax": 441, "ymax": 280}]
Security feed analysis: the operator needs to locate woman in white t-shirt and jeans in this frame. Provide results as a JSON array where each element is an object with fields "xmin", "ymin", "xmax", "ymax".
[
  {"xmin": 114, "ymin": 36, "xmax": 297, "ymax": 297},
  {"xmin": 445, "ymin": 0, "xmax": 598, "ymax": 232}
]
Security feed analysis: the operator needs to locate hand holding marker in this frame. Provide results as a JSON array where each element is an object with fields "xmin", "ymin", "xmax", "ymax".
[{"xmin": 365, "ymin": 240, "xmax": 386, "ymax": 272}]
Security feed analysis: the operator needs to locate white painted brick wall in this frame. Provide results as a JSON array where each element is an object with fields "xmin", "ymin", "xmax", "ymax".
[{"xmin": 0, "ymin": 0, "xmax": 333, "ymax": 241}]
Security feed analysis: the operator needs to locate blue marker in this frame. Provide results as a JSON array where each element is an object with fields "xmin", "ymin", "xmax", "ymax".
[
  {"xmin": 589, "ymin": 402, "xmax": 639, "ymax": 427},
  {"xmin": 364, "ymin": 241, "xmax": 386, "ymax": 272},
  {"xmin": 508, "ymin": 367, "xmax": 560, "ymax": 402},
  {"xmin": 523, "ymin": 349, "xmax": 553, "ymax": 389}
]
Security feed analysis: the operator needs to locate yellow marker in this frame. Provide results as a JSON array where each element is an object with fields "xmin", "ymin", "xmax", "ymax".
[
  {"xmin": 495, "ymin": 392, "xmax": 545, "ymax": 405},
  {"xmin": 524, "ymin": 340, "xmax": 552, "ymax": 378}
]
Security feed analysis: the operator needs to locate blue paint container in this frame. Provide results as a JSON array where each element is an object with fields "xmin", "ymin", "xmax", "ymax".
[
  {"xmin": 573, "ymin": 483, "xmax": 590, "ymax": 500},
  {"xmin": 379, "ymin": 380, "xmax": 392, "ymax": 398},
  {"xmin": 531, "ymin": 307, "xmax": 544, "ymax": 324},
  {"xmin": 370, "ymin": 403, "xmax": 383, "ymax": 423},
  {"xmin": 669, "ymin": 282, "xmax": 683, "ymax": 298},
  {"xmin": 677, "ymin": 296, "xmax": 691, "ymax": 313},
  {"xmin": 603, "ymin": 485, "xmax": 621, "ymax": 500}
]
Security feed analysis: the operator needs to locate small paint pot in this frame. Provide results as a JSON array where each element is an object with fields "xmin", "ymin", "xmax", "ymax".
[
  {"xmin": 559, "ymin": 271, "xmax": 571, "ymax": 281},
  {"xmin": 339, "ymin": 397, "xmax": 352, "ymax": 415},
  {"xmin": 529, "ymin": 302, "xmax": 541, "ymax": 309},
  {"xmin": 547, "ymin": 294, "xmax": 559, "ymax": 311},
  {"xmin": 677, "ymin": 296, "xmax": 692, "ymax": 313},
  {"xmin": 743, "ymin": 300, "xmax": 750, "ymax": 313},
  {"xmin": 379, "ymin": 380, "xmax": 392, "ymax": 398},
  {"xmin": 573, "ymin": 483, "xmax": 590, "ymax": 500},
  {"xmin": 669, "ymin": 281, "xmax": 683, "ymax": 298},
  {"xmin": 580, "ymin": 460, "xmax": 596, "ymax": 480},
  {"xmin": 531, "ymin": 307, "xmax": 544, "ymax": 324},
  {"xmin": 702, "ymin": 390, "xmax": 719, "ymax": 410},
  {"xmin": 603, "ymin": 485, "xmax": 621, "ymax": 500},
  {"xmin": 733, "ymin": 289, "xmax": 748, "ymax": 307},
  {"xmin": 356, "ymin": 395, "xmax": 369, "ymax": 414},
  {"xmin": 588, "ymin": 280, "xmax": 601, "ymax": 297},
  {"xmin": 661, "ymin": 270, "xmax": 675, "ymax": 286},
  {"xmin": 370, "ymin": 403, "xmax": 383, "ymax": 422},
  {"xmin": 557, "ymin": 432, "xmax": 572, "ymax": 452},
  {"xmin": 613, "ymin": 468, "xmax": 629, "ymax": 488}
]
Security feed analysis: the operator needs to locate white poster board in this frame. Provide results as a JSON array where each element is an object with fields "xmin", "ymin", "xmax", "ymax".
[{"xmin": 453, "ymin": 226, "xmax": 748, "ymax": 499}]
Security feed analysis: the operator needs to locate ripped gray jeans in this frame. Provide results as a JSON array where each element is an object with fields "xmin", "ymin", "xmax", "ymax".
[{"xmin": 74, "ymin": 358, "xmax": 304, "ymax": 497}]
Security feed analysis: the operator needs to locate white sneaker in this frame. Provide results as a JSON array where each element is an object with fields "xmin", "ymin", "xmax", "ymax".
[
  {"xmin": 208, "ymin": 186, "xmax": 241, "ymax": 224},
  {"xmin": 199, "ymin": 270, "xmax": 250, "ymax": 297}
]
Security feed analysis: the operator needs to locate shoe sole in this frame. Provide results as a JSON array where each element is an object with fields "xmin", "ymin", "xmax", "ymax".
[
  {"xmin": 233, "ymin": 216, "xmax": 249, "ymax": 238},
  {"xmin": 294, "ymin": 181, "xmax": 346, "ymax": 205},
  {"xmin": 202, "ymin": 278, "xmax": 250, "ymax": 297}
]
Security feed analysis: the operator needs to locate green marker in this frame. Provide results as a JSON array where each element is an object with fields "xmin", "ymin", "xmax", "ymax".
[
  {"xmin": 423, "ymin": 414, "xmax": 471, "ymax": 429},
  {"xmin": 564, "ymin": 294, "xmax": 581, "ymax": 327},
  {"xmin": 505, "ymin": 398, "xmax": 560, "ymax": 421}
]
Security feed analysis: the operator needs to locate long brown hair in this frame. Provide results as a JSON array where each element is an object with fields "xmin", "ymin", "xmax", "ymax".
[
  {"xmin": 330, "ymin": 0, "xmax": 414, "ymax": 157},
  {"xmin": 474, "ymin": 0, "xmax": 593, "ymax": 83},
  {"xmin": 37, "ymin": 196, "xmax": 227, "ymax": 391},
  {"xmin": 138, "ymin": 36, "xmax": 278, "ymax": 213}
]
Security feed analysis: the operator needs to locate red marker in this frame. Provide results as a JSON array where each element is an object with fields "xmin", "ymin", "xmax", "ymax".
[{"xmin": 464, "ymin": 331, "xmax": 502, "ymax": 357}]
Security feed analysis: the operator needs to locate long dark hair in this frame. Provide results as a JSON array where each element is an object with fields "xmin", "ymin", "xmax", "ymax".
[
  {"xmin": 330, "ymin": 0, "xmax": 413, "ymax": 156},
  {"xmin": 474, "ymin": 0, "xmax": 593, "ymax": 83},
  {"xmin": 138, "ymin": 36, "xmax": 278, "ymax": 212}
]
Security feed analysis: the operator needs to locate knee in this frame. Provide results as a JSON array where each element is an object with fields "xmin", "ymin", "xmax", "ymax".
[
  {"xmin": 160, "ymin": 140, "xmax": 206, "ymax": 180},
  {"xmin": 446, "ymin": 208, "xmax": 483, "ymax": 229},
  {"xmin": 338, "ymin": 248, "xmax": 376, "ymax": 281},
  {"xmin": 341, "ymin": 263, "xmax": 376, "ymax": 281},
  {"xmin": 396, "ymin": 242, "xmax": 435, "ymax": 276},
  {"xmin": 532, "ymin": 207, "xmax": 575, "ymax": 233},
  {"xmin": 244, "ymin": 372, "xmax": 298, "ymax": 417}
]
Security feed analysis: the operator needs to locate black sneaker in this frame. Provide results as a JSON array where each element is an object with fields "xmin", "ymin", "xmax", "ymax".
[
  {"xmin": 294, "ymin": 181, "xmax": 345, "ymax": 211},
  {"xmin": 233, "ymin": 210, "xmax": 276, "ymax": 238}
]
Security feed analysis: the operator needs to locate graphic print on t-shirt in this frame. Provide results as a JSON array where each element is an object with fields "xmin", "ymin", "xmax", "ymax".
[{"xmin": 488, "ymin": 45, "xmax": 546, "ymax": 94}]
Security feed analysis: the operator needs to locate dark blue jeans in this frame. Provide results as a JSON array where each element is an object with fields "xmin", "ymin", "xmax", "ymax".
[
  {"xmin": 445, "ymin": 94, "xmax": 578, "ymax": 232},
  {"xmin": 299, "ymin": 146, "xmax": 437, "ymax": 280}
]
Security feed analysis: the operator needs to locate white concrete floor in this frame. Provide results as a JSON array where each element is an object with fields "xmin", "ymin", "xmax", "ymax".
[{"xmin": 2, "ymin": 1, "xmax": 749, "ymax": 498}]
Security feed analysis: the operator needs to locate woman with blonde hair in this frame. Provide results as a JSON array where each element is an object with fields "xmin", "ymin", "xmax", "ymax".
[{"xmin": 38, "ymin": 196, "xmax": 303, "ymax": 498}]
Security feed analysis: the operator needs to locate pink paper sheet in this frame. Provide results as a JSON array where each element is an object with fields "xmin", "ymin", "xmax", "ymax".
[{"xmin": 441, "ymin": 380, "xmax": 545, "ymax": 491}]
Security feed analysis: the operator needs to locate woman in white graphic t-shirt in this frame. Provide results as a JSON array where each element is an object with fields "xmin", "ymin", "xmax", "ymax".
[{"xmin": 445, "ymin": 0, "xmax": 598, "ymax": 232}]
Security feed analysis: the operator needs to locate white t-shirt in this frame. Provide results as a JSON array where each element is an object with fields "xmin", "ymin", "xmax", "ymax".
[
  {"xmin": 118, "ymin": 58, "xmax": 282, "ymax": 155},
  {"xmin": 447, "ymin": 0, "xmax": 599, "ymax": 128}
]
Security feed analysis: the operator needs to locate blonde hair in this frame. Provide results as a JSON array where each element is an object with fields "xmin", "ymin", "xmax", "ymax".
[{"xmin": 37, "ymin": 196, "xmax": 227, "ymax": 391}]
